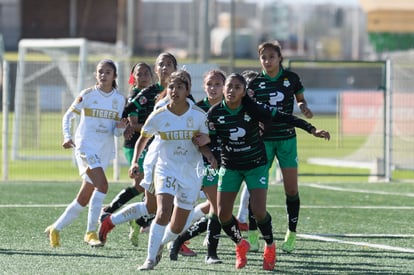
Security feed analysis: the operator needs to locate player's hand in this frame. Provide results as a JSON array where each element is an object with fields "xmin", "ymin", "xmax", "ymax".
[
  {"xmin": 207, "ymin": 156, "xmax": 218, "ymax": 170},
  {"xmin": 62, "ymin": 139, "xmax": 75, "ymax": 149},
  {"xmin": 123, "ymin": 124, "xmax": 135, "ymax": 140},
  {"xmin": 192, "ymin": 133, "xmax": 211, "ymax": 147},
  {"xmin": 116, "ymin": 118, "xmax": 128, "ymax": 129},
  {"xmin": 312, "ymin": 129, "xmax": 330, "ymax": 140},
  {"xmin": 128, "ymin": 164, "xmax": 141, "ymax": 178}
]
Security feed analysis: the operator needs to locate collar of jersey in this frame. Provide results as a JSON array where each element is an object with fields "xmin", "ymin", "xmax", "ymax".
[{"xmin": 263, "ymin": 68, "xmax": 283, "ymax": 81}]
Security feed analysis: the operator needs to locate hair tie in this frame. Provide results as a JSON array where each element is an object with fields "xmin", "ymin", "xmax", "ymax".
[{"xmin": 128, "ymin": 73, "xmax": 135, "ymax": 85}]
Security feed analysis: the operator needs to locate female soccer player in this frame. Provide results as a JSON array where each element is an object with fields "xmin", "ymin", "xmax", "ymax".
[
  {"xmin": 98, "ymin": 53, "xmax": 178, "ymax": 245},
  {"xmin": 130, "ymin": 70, "xmax": 217, "ymax": 270},
  {"xmin": 239, "ymin": 40, "xmax": 314, "ymax": 253},
  {"xmin": 169, "ymin": 69, "xmax": 226, "ymax": 264},
  {"xmin": 45, "ymin": 59, "xmax": 127, "ymax": 248},
  {"xmin": 207, "ymin": 73, "xmax": 329, "ymax": 270}
]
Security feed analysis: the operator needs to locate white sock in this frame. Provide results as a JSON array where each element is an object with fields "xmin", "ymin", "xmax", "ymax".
[
  {"xmin": 192, "ymin": 204, "xmax": 205, "ymax": 223},
  {"xmin": 87, "ymin": 190, "xmax": 106, "ymax": 232},
  {"xmin": 54, "ymin": 199, "xmax": 85, "ymax": 231},
  {"xmin": 111, "ymin": 202, "xmax": 149, "ymax": 225},
  {"xmin": 161, "ymin": 225, "xmax": 179, "ymax": 245},
  {"xmin": 147, "ymin": 222, "xmax": 166, "ymax": 262},
  {"xmin": 237, "ymin": 184, "xmax": 250, "ymax": 223},
  {"xmin": 182, "ymin": 209, "xmax": 195, "ymax": 233}
]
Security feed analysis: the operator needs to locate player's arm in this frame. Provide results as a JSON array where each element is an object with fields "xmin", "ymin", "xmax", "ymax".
[
  {"xmin": 273, "ymin": 110, "xmax": 330, "ymax": 140},
  {"xmin": 296, "ymin": 93, "xmax": 313, "ymax": 118},
  {"xmin": 241, "ymin": 94, "xmax": 273, "ymax": 124},
  {"xmin": 129, "ymin": 134, "xmax": 151, "ymax": 178},
  {"xmin": 62, "ymin": 106, "xmax": 78, "ymax": 149},
  {"xmin": 198, "ymin": 145, "xmax": 218, "ymax": 170}
]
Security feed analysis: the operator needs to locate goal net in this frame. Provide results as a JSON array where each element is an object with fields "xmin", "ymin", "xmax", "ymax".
[{"xmin": 12, "ymin": 38, "xmax": 128, "ymax": 161}]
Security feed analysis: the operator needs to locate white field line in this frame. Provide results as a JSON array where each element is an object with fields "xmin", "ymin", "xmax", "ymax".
[
  {"xmin": 299, "ymin": 233, "xmax": 414, "ymax": 253},
  {"xmin": 303, "ymin": 183, "xmax": 414, "ymax": 197}
]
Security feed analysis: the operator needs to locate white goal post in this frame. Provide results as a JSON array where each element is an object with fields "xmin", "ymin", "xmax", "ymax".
[{"xmin": 12, "ymin": 38, "xmax": 128, "ymax": 163}]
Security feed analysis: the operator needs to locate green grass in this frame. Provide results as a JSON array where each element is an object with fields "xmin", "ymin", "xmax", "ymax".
[{"xmin": 0, "ymin": 181, "xmax": 413, "ymax": 274}]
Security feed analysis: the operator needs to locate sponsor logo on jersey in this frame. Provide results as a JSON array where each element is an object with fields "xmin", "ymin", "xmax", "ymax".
[
  {"xmin": 269, "ymin": 91, "xmax": 284, "ymax": 106},
  {"xmin": 229, "ymin": 127, "xmax": 246, "ymax": 141},
  {"xmin": 173, "ymin": 146, "xmax": 188, "ymax": 156}
]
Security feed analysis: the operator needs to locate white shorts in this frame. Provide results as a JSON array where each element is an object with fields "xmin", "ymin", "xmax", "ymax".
[
  {"xmin": 75, "ymin": 149, "xmax": 111, "ymax": 183},
  {"xmin": 153, "ymin": 173, "xmax": 201, "ymax": 210}
]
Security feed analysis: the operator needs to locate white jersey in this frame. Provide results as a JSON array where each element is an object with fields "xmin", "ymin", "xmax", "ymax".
[
  {"xmin": 141, "ymin": 99, "xmax": 207, "ymax": 186},
  {"xmin": 63, "ymin": 85, "xmax": 126, "ymax": 161}
]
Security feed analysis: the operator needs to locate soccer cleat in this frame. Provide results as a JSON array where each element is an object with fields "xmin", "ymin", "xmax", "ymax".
[
  {"xmin": 282, "ymin": 230, "xmax": 296, "ymax": 253},
  {"xmin": 84, "ymin": 231, "xmax": 104, "ymax": 247},
  {"xmin": 84, "ymin": 232, "xmax": 103, "ymax": 247},
  {"xmin": 45, "ymin": 225, "xmax": 60, "ymax": 248},
  {"xmin": 235, "ymin": 239, "xmax": 250, "ymax": 269},
  {"xmin": 179, "ymin": 243, "xmax": 197, "ymax": 256},
  {"xmin": 248, "ymin": 230, "xmax": 260, "ymax": 252},
  {"xmin": 263, "ymin": 243, "xmax": 276, "ymax": 270},
  {"xmin": 169, "ymin": 239, "xmax": 180, "ymax": 261},
  {"xmin": 98, "ymin": 213, "xmax": 115, "ymax": 244},
  {"xmin": 129, "ymin": 219, "xmax": 139, "ymax": 247},
  {"xmin": 137, "ymin": 260, "xmax": 156, "ymax": 271},
  {"xmin": 237, "ymin": 221, "xmax": 249, "ymax": 232},
  {"xmin": 205, "ymin": 256, "xmax": 223, "ymax": 264}
]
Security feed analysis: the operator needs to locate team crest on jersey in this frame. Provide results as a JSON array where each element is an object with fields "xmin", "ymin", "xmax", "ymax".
[
  {"xmin": 283, "ymin": 78, "xmax": 290, "ymax": 87},
  {"xmin": 112, "ymin": 99, "xmax": 119, "ymax": 110},
  {"xmin": 244, "ymin": 113, "xmax": 251, "ymax": 122},
  {"xmin": 138, "ymin": 96, "xmax": 147, "ymax": 105},
  {"xmin": 75, "ymin": 96, "xmax": 83, "ymax": 103},
  {"xmin": 208, "ymin": 122, "xmax": 216, "ymax": 131},
  {"xmin": 187, "ymin": 117, "xmax": 194, "ymax": 128}
]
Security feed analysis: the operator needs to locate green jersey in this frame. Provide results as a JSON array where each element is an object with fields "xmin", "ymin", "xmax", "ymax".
[
  {"xmin": 207, "ymin": 100, "xmax": 267, "ymax": 170},
  {"xmin": 248, "ymin": 68, "xmax": 304, "ymax": 140}
]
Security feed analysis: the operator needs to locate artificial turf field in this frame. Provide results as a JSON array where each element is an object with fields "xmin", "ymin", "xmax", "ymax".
[{"xmin": 0, "ymin": 180, "xmax": 413, "ymax": 274}]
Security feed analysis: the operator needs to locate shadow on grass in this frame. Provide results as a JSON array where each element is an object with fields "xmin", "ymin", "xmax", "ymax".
[{"xmin": 0, "ymin": 248, "xmax": 124, "ymax": 259}]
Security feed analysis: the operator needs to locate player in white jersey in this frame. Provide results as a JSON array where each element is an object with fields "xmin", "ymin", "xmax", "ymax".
[
  {"xmin": 129, "ymin": 70, "xmax": 217, "ymax": 271},
  {"xmin": 44, "ymin": 59, "xmax": 127, "ymax": 248}
]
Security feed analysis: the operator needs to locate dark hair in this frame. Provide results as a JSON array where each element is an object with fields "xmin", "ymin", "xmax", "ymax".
[
  {"xmin": 129, "ymin": 62, "xmax": 153, "ymax": 87},
  {"xmin": 97, "ymin": 59, "xmax": 118, "ymax": 88},
  {"xmin": 204, "ymin": 69, "xmax": 226, "ymax": 84},
  {"xmin": 241, "ymin": 70, "xmax": 259, "ymax": 85},
  {"xmin": 169, "ymin": 70, "xmax": 192, "ymax": 90},
  {"xmin": 156, "ymin": 52, "xmax": 178, "ymax": 70},
  {"xmin": 257, "ymin": 41, "xmax": 284, "ymax": 67},
  {"xmin": 226, "ymin": 73, "xmax": 247, "ymax": 90}
]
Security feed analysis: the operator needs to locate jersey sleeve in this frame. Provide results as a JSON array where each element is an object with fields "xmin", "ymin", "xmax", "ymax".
[{"xmin": 272, "ymin": 110, "xmax": 315, "ymax": 133}]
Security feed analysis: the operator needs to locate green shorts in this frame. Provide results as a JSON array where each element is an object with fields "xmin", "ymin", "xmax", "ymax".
[
  {"xmin": 264, "ymin": 137, "xmax": 298, "ymax": 169},
  {"xmin": 217, "ymin": 165, "xmax": 268, "ymax": 192},
  {"xmin": 202, "ymin": 165, "xmax": 220, "ymax": 188},
  {"xmin": 123, "ymin": 147, "xmax": 147, "ymax": 173}
]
